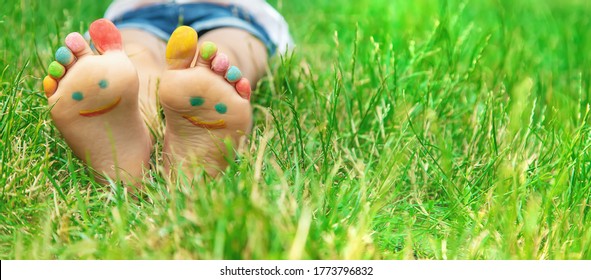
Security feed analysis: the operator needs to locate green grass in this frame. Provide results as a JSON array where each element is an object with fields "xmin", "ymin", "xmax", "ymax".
[{"xmin": 1, "ymin": 0, "xmax": 590, "ymax": 259}]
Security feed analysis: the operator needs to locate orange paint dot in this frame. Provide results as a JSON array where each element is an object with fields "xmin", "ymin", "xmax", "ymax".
[{"xmin": 43, "ymin": 76, "xmax": 57, "ymax": 97}]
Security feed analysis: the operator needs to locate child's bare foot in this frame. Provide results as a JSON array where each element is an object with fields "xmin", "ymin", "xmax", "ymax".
[
  {"xmin": 160, "ymin": 26, "xmax": 252, "ymax": 177},
  {"xmin": 43, "ymin": 19, "xmax": 152, "ymax": 184}
]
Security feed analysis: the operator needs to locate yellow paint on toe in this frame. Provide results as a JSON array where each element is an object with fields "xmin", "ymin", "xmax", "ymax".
[
  {"xmin": 182, "ymin": 115, "xmax": 226, "ymax": 129},
  {"xmin": 79, "ymin": 96, "xmax": 122, "ymax": 117},
  {"xmin": 166, "ymin": 26, "xmax": 198, "ymax": 69}
]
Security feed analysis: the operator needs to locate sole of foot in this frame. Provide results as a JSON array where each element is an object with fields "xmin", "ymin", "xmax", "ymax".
[
  {"xmin": 159, "ymin": 26, "xmax": 253, "ymax": 179},
  {"xmin": 43, "ymin": 19, "xmax": 152, "ymax": 185}
]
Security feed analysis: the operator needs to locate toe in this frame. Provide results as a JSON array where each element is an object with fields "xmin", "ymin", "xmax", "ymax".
[
  {"xmin": 65, "ymin": 32, "xmax": 93, "ymax": 57},
  {"xmin": 166, "ymin": 26, "xmax": 198, "ymax": 70},
  {"xmin": 225, "ymin": 66, "xmax": 242, "ymax": 83},
  {"xmin": 196, "ymin": 41, "xmax": 218, "ymax": 66},
  {"xmin": 55, "ymin": 46, "xmax": 75, "ymax": 67},
  {"xmin": 211, "ymin": 53, "xmax": 230, "ymax": 75},
  {"xmin": 43, "ymin": 76, "xmax": 57, "ymax": 97},
  {"xmin": 89, "ymin": 19, "xmax": 123, "ymax": 54},
  {"xmin": 235, "ymin": 78, "xmax": 252, "ymax": 100},
  {"xmin": 48, "ymin": 61, "xmax": 65, "ymax": 79}
]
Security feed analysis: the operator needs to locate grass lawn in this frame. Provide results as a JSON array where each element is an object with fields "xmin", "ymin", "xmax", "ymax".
[{"xmin": 1, "ymin": 0, "xmax": 590, "ymax": 259}]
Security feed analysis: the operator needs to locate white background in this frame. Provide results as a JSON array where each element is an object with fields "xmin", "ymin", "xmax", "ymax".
[{"xmin": 2, "ymin": 260, "xmax": 590, "ymax": 280}]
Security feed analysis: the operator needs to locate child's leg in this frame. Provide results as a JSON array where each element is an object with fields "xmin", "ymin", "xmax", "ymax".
[
  {"xmin": 120, "ymin": 29, "xmax": 167, "ymax": 129},
  {"xmin": 199, "ymin": 28, "xmax": 268, "ymax": 83},
  {"xmin": 119, "ymin": 28, "xmax": 267, "ymax": 130}
]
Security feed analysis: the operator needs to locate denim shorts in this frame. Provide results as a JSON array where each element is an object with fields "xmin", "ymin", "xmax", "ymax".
[{"xmin": 110, "ymin": 3, "xmax": 276, "ymax": 55}]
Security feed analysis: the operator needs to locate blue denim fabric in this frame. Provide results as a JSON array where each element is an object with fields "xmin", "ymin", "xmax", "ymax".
[{"xmin": 111, "ymin": 3, "xmax": 276, "ymax": 55}]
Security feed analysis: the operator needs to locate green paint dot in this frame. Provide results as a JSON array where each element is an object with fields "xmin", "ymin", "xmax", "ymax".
[
  {"xmin": 98, "ymin": 79, "xmax": 108, "ymax": 89},
  {"xmin": 190, "ymin": 96, "xmax": 205, "ymax": 106},
  {"xmin": 48, "ymin": 61, "xmax": 65, "ymax": 78},
  {"xmin": 200, "ymin": 42, "xmax": 218, "ymax": 60},
  {"xmin": 215, "ymin": 103, "xmax": 227, "ymax": 114},
  {"xmin": 72, "ymin": 92, "xmax": 84, "ymax": 101}
]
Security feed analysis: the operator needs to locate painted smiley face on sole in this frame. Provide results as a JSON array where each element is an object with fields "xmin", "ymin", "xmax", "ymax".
[
  {"xmin": 44, "ymin": 19, "xmax": 152, "ymax": 184},
  {"xmin": 182, "ymin": 98, "xmax": 228, "ymax": 129},
  {"xmin": 182, "ymin": 115, "xmax": 226, "ymax": 129},
  {"xmin": 78, "ymin": 96, "xmax": 122, "ymax": 117},
  {"xmin": 69, "ymin": 79, "xmax": 122, "ymax": 117},
  {"xmin": 159, "ymin": 26, "xmax": 253, "ymax": 178}
]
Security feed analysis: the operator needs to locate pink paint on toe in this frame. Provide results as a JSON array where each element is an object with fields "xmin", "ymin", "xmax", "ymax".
[
  {"xmin": 89, "ymin": 19, "xmax": 123, "ymax": 53},
  {"xmin": 211, "ymin": 53, "xmax": 230, "ymax": 75},
  {"xmin": 65, "ymin": 32, "xmax": 87, "ymax": 53}
]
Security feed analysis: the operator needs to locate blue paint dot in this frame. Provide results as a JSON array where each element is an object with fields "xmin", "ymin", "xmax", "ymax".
[
  {"xmin": 215, "ymin": 103, "xmax": 227, "ymax": 114},
  {"xmin": 98, "ymin": 79, "xmax": 108, "ymax": 89},
  {"xmin": 225, "ymin": 66, "xmax": 242, "ymax": 82},
  {"xmin": 55, "ymin": 47, "xmax": 73, "ymax": 65},
  {"xmin": 72, "ymin": 92, "xmax": 84, "ymax": 101},
  {"xmin": 190, "ymin": 96, "xmax": 205, "ymax": 106}
]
